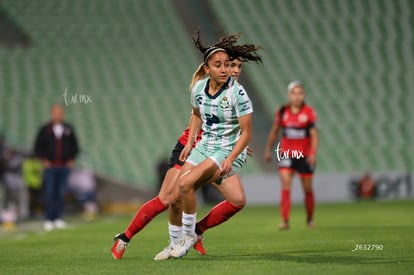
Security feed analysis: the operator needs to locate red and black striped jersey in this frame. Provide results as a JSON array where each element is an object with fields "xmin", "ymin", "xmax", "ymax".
[{"xmin": 274, "ymin": 104, "xmax": 317, "ymax": 157}]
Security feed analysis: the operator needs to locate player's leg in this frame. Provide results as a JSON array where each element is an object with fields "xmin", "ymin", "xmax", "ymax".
[
  {"xmin": 112, "ymin": 168, "xmax": 179, "ymax": 260},
  {"xmin": 54, "ymin": 167, "xmax": 70, "ymax": 229},
  {"xmin": 300, "ymin": 175, "xmax": 315, "ymax": 227},
  {"xmin": 42, "ymin": 167, "xmax": 55, "ymax": 231},
  {"xmin": 112, "ymin": 142, "xmax": 184, "ymax": 259},
  {"xmin": 155, "ymin": 145, "xmax": 211, "ymax": 260},
  {"xmin": 279, "ymin": 168, "xmax": 294, "ymax": 230},
  {"xmin": 171, "ymin": 158, "xmax": 221, "ymax": 258},
  {"xmin": 168, "ymin": 163, "xmax": 194, "ymax": 242},
  {"xmin": 194, "ymin": 174, "xmax": 245, "ymax": 255},
  {"xmin": 125, "ymin": 167, "xmax": 179, "ymax": 239},
  {"xmin": 154, "ymin": 162, "xmax": 195, "ymax": 260},
  {"xmin": 196, "ymin": 174, "xmax": 246, "ymax": 234},
  {"xmin": 298, "ymin": 158, "xmax": 316, "ymax": 228}
]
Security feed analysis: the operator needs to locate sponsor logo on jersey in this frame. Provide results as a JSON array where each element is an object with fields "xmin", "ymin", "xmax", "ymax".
[
  {"xmin": 196, "ymin": 95, "xmax": 203, "ymax": 105},
  {"xmin": 285, "ymin": 128, "xmax": 306, "ymax": 139},
  {"xmin": 203, "ymin": 102, "xmax": 219, "ymax": 107},
  {"xmin": 298, "ymin": 113, "xmax": 308, "ymax": 123},
  {"xmin": 240, "ymin": 105, "xmax": 251, "ymax": 112},
  {"xmin": 238, "ymin": 101, "xmax": 251, "ymax": 112}
]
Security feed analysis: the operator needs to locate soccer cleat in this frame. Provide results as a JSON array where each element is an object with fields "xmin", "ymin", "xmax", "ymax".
[
  {"xmin": 54, "ymin": 219, "xmax": 68, "ymax": 229},
  {"xmin": 112, "ymin": 234, "xmax": 128, "ymax": 260},
  {"xmin": 154, "ymin": 244, "xmax": 175, "ymax": 261},
  {"xmin": 278, "ymin": 221, "xmax": 289, "ymax": 231},
  {"xmin": 44, "ymin": 220, "xmax": 54, "ymax": 231},
  {"xmin": 193, "ymin": 235, "xmax": 206, "ymax": 255},
  {"xmin": 170, "ymin": 234, "xmax": 197, "ymax": 258},
  {"xmin": 307, "ymin": 220, "xmax": 315, "ymax": 229}
]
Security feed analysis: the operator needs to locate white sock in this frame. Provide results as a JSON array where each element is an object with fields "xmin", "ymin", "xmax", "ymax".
[
  {"xmin": 168, "ymin": 223, "xmax": 182, "ymax": 245},
  {"xmin": 182, "ymin": 212, "xmax": 197, "ymax": 236}
]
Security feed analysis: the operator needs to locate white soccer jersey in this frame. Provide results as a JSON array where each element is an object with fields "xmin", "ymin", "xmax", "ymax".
[{"xmin": 191, "ymin": 77, "xmax": 253, "ymax": 152}]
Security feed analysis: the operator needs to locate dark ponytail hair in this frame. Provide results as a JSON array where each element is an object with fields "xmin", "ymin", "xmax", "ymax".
[{"xmin": 192, "ymin": 29, "xmax": 263, "ymax": 65}]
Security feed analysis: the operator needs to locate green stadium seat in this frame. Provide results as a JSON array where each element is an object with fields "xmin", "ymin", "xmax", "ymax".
[
  {"xmin": 2, "ymin": 0, "xmax": 412, "ymax": 187},
  {"xmin": 1, "ymin": 0, "xmax": 264, "ymax": 188},
  {"xmin": 209, "ymin": 0, "xmax": 413, "ymax": 172}
]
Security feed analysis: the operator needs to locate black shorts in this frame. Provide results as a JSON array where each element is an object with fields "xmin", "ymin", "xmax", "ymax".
[
  {"xmin": 168, "ymin": 141, "xmax": 185, "ymax": 169},
  {"xmin": 278, "ymin": 157, "xmax": 315, "ymax": 178}
]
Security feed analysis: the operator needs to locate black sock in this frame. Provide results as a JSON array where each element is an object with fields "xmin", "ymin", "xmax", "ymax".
[
  {"xmin": 119, "ymin": 233, "xmax": 130, "ymax": 243},
  {"xmin": 195, "ymin": 225, "xmax": 203, "ymax": 236}
]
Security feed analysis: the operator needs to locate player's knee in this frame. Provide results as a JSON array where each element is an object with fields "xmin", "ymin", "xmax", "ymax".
[
  {"xmin": 227, "ymin": 195, "xmax": 246, "ymax": 208},
  {"xmin": 303, "ymin": 186, "xmax": 312, "ymax": 193},
  {"xmin": 281, "ymin": 184, "xmax": 291, "ymax": 191},
  {"xmin": 301, "ymin": 180, "xmax": 313, "ymax": 192},
  {"xmin": 236, "ymin": 197, "xmax": 247, "ymax": 208},
  {"xmin": 158, "ymin": 194, "xmax": 170, "ymax": 207},
  {"xmin": 233, "ymin": 199, "xmax": 246, "ymax": 208},
  {"xmin": 178, "ymin": 177, "xmax": 194, "ymax": 196}
]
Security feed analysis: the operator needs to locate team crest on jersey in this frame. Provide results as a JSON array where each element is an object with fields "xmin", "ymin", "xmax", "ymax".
[
  {"xmin": 220, "ymin": 96, "xmax": 230, "ymax": 109},
  {"xmin": 298, "ymin": 113, "xmax": 308, "ymax": 123}
]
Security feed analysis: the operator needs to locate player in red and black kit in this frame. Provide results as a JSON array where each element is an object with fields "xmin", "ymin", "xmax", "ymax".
[{"xmin": 264, "ymin": 81, "xmax": 319, "ymax": 230}]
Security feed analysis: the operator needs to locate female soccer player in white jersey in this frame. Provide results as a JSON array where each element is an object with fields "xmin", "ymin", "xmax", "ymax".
[
  {"xmin": 155, "ymin": 31, "xmax": 262, "ymax": 259},
  {"xmin": 192, "ymin": 55, "xmax": 246, "ymax": 256},
  {"xmin": 111, "ymin": 33, "xmax": 261, "ymax": 260}
]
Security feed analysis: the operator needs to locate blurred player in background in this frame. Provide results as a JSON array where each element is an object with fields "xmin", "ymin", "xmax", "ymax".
[
  {"xmin": 229, "ymin": 57, "xmax": 243, "ymax": 80},
  {"xmin": 34, "ymin": 104, "xmax": 79, "ymax": 231},
  {"xmin": 264, "ymin": 81, "xmax": 318, "ymax": 230},
  {"xmin": 22, "ymin": 154, "xmax": 43, "ymax": 218},
  {"xmin": 1, "ymin": 148, "xmax": 27, "ymax": 230}
]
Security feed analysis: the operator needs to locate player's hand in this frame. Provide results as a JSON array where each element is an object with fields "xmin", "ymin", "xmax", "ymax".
[
  {"xmin": 179, "ymin": 144, "xmax": 192, "ymax": 162},
  {"xmin": 264, "ymin": 150, "xmax": 272, "ymax": 163},
  {"xmin": 307, "ymin": 154, "xmax": 316, "ymax": 167},
  {"xmin": 246, "ymin": 146, "xmax": 253, "ymax": 157},
  {"xmin": 220, "ymin": 158, "xmax": 233, "ymax": 177},
  {"xmin": 42, "ymin": 159, "xmax": 51, "ymax": 168},
  {"xmin": 66, "ymin": 159, "xmax": 75, "ymax": 168}
]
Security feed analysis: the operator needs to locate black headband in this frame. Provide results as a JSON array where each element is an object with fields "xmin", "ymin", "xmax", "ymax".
[{"xmin": 203, "ymin": 46, "xmax": 227, "ymax": 64}]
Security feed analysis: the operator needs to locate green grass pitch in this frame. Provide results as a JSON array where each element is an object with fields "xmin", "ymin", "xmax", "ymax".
[{"xmin": 1, "ymin": 200, "xmax": 413, "ymax": 274}]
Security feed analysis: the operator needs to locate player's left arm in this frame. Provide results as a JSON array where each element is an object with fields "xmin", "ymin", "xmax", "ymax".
[
  {"xmin": 221, "ymin": 114, "xmax": 252, "ymax": 176},
  {"xmin": 307, "ymin": 108, "xmax": 318, "ymax": 166},
  {"xmin": 179, "ymin": 107, "xmax": 202, "ymax": 162},
  {"xmin": 307, "ymin": 127, "xmax": 318, "ymax": 166}
]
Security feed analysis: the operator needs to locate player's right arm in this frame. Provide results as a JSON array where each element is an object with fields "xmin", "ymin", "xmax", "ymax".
[
  {"xmin": 264, "ymin": 123, "xmax": 280, "ymax": 162},
  {"xmin": 179, "ymin": 107, "xmax": 202, "ymax": 162}
]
